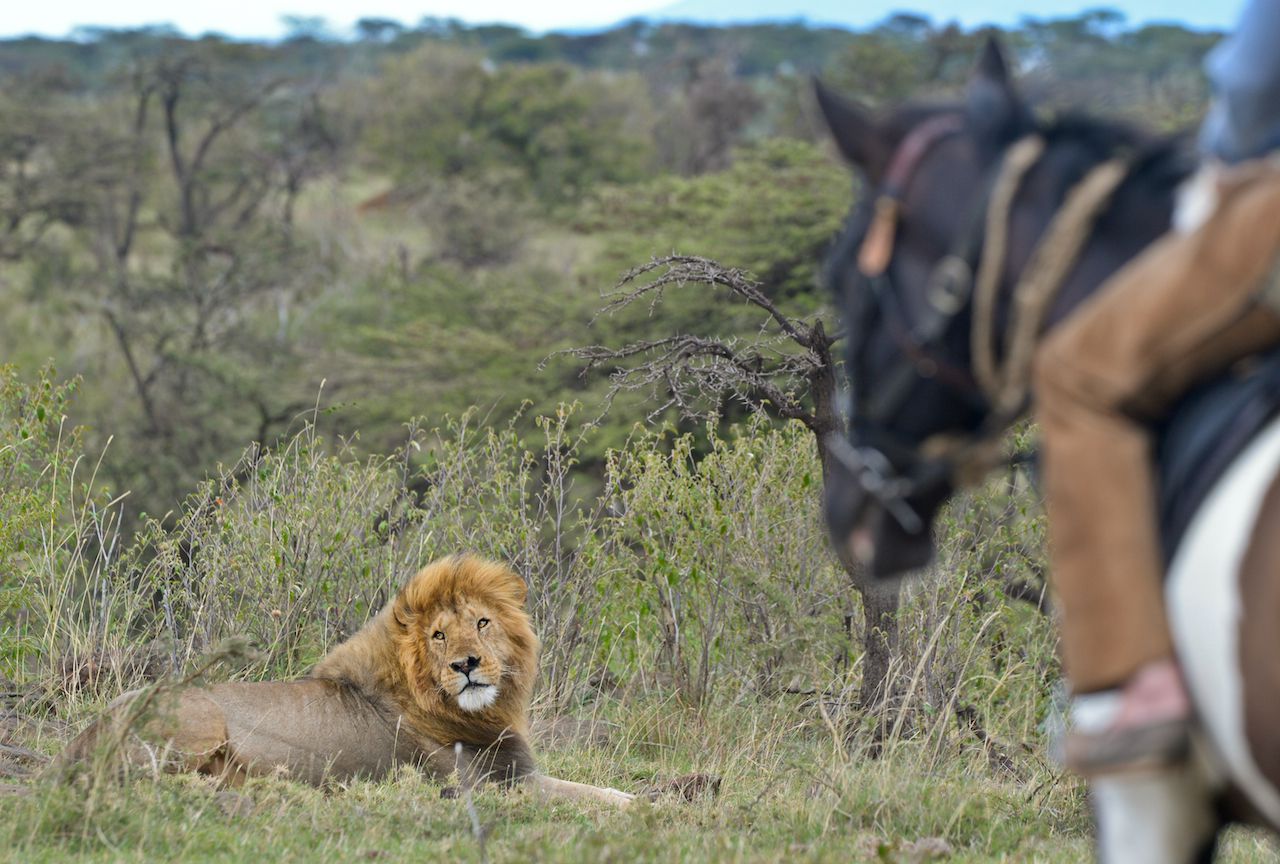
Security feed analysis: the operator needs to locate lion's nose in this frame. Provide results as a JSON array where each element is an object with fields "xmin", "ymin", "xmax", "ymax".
[{"xmin": 450, "ymin": 656, "xmax": 480, "ymax": 675}]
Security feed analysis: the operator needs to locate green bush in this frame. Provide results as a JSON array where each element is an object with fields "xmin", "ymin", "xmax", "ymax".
[
  {"xmin": 0, "ymin": 364, "xmax": 98, "ymax": 679},
  {"xmin": 1, "ymin": 367, "xmax": 1058, "ymax": 760},
  {"xmin": 0, "ymin": 369, "xmax": 1100, "ymax": 860}
]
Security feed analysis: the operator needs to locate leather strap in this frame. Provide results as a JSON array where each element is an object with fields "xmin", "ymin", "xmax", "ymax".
[{"xmin": 857, "ymin": 113, "xmax": 965, "ymax": 277}]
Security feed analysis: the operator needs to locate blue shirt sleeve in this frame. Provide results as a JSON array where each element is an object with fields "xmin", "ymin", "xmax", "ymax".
[{"xmin": 1200, "ymin": 0, "xmax": 1280, "ymax": 163}]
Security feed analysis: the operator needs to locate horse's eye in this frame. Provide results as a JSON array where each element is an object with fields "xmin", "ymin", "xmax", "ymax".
[
  {"xmin": 432, "ymin": 631, "xmax": 445, "ymax": 641},
  {"xmin": 477, "ymin": 618, "xmax": 490, "ymax": 630}
]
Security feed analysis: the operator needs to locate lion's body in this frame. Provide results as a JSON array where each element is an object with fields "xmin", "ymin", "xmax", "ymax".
[
  {"xmin": 54, "ymin": 556, "xmax": 630, "ymax": 806},
  {"xmin": 68, "ymin": 679, "xmax": 431, "ymax": 786}
]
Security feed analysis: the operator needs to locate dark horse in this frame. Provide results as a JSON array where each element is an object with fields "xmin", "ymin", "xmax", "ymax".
[{"xmin": 818, "ymin": 40, "xmax": 1280, "ymax": 863}]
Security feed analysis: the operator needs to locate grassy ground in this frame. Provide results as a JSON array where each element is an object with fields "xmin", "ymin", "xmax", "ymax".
[
  {"xmin": 2, "ymin": 377, "xmax": 1276, "ymax": 862},
  {"xmin": 2, "ymin": 697, "xmax": 1277, "ymax": 863}
]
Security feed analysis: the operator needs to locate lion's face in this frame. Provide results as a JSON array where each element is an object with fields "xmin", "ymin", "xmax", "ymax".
[
  {"xmin": 393, "ymin": 556, "xmax": 538, "ymax": 720},
  {"xmin": 424, "ymin": 599, "xmax": 510, "ymax": 712}
]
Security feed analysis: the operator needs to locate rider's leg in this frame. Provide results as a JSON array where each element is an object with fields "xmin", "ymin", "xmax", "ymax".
[{"xmin": 1032, "ymin": 162, "xmax": 1280, "ymax": 772}]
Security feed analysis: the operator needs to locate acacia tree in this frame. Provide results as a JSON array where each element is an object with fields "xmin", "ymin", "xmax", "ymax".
[
  {"xmin": 0, "ymin": 73, "xmax": 127, "ymax": 263},
  {"xmin": 568, "ymin": 254, "xmax": 902, "ymax": 719},
  {"xmin": 655, "ymin": 57, "xmax": 762, "ymax": 175},
  {"xmin": 6, "ymin": 42, "xmax": 341, "ymax": 515}
]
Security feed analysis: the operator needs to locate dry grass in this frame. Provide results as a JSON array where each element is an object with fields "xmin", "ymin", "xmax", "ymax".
[
  {"xmin": 1, "ymin": 380, "xmax": 1275, "ymax": 861},
  {"xmin": 3, "ymin": 696, "xmax": 1277, "ymax": 863}
]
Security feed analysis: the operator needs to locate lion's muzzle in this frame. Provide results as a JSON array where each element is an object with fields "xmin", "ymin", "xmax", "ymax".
[{"xmin": 455, "ymin": 678, "xmax": 498, "ymax": 712}]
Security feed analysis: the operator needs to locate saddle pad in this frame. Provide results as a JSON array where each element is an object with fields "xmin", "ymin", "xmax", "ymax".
[{"xmin": 1156, "ymin": 345, "xmax": 1280, "ymax": 563}]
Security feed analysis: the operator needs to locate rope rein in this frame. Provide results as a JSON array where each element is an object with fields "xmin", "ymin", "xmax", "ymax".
[
  {"xmin": 970, "ymin": 138, "xmax": 1133, "ymax": 421},
  {"xmin": 842, "ymin": 122, "xmax": 1139, "ymax": 509},
  {"xmin": 971, "ymin": 135, "xmax": 1046, "ymax": 400},
  {"xmin": 916, "ymin": 137, "xmax": 1135, "ymax": 487}
]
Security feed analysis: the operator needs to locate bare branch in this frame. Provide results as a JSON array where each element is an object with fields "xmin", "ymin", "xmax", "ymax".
[
  {"xmin": 603, "ymin": 255, "xmax": 827, "ymax": 350},
  {"xmin": 565, "ymin": 333, "xmax": 815, "ymax": 427}
]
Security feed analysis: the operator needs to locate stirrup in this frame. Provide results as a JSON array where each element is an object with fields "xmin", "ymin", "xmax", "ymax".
[{"xmin": 1064, "ymin": 718, "xmax": 1192, "ymax": 777}]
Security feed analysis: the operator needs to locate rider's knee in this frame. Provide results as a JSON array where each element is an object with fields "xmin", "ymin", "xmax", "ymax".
[{"xmin": 1033, "ymin": 325, "xmax": 1080, "ymax": 405}]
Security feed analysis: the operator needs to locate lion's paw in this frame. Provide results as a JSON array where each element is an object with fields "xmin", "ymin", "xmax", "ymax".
[{"xmin": 603, "ymin": 787, "xmax": 635, "ymax": 806}]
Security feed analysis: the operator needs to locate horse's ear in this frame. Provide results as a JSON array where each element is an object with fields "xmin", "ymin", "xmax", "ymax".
[
  {"xmin": 966, "ymin": 37, "xmax": 1029, "ymax": 153},
  {"xmin": 814, "ymin": 79, "xmax": 890, "ymax": 183},
  {"xmin": 975, "ymin": 36, "xmax": 1010, "ymax": 85}
]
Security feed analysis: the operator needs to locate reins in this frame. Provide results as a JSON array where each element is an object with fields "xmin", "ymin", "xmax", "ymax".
[
  {"xmin": 970, "ymin": 136, "xmax": 1046, "ymax": 403},
  {"xmin": 841, "ymin": 121, "xmax": 1137, "ymax": 521},
  {"xmin": 971, "ymin": 140, "xmax": 1132, "ymax": 422}
]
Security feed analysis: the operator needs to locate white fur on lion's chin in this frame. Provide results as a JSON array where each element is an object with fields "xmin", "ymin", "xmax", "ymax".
[{"xmin": 456, "ymin": 684, "xmax": 498, "ymax": 712}]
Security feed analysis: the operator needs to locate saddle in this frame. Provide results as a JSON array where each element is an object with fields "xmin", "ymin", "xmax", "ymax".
[{"xmin": 1156, "ymin": 346, "xmax": 1280, "ymax": 562}]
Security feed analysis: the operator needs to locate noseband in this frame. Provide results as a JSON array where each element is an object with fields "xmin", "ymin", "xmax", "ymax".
[{"xmin": 834, "ymin": 116, "xmax": 1133, "ymax": 531}]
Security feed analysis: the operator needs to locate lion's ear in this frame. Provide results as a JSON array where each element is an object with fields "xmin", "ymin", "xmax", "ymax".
[{"xmin": 392, "ymin": 596, "xmax": 416, "ymax": 630}]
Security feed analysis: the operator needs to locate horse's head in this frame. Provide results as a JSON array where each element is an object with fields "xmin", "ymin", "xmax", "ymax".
[{"xmin": 818, "ymin": 39, "xmax": 1185, "ymax": 579}]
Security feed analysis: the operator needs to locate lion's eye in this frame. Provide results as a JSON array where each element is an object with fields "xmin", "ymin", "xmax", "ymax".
[
  {"xmin": 477, "ymin": 618, "xmax": 490, "ymax": 630},
  {"xmin": 432, "ymin": 631, "xmax": 445, "ymax": 641}
]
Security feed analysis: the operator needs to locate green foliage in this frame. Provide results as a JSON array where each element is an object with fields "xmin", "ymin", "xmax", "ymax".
[
  {"xmin": 827, "ymin": 30, "xmax": 938, "ymax": 106},
  {"xmin": 0, "ymin": 40, "xmax": 348, "ymax": 525},
  {"xmin": 1013, "ymin": 15, "xmax": 1216, "ymax": 130},
  {"xmin": 0, "ymin": 365, "xmax": 77, "ymax": 671},
  {"xmin": 0, "ymin": 18, "xmax": 1234, "ymax": 856},
  {"xmin": 0, "ymin": 366, "xmax": 1055, "ymax": 749},
  {"xmin": 4, "ymin": 695, "xmax": 1279, "ymax": 862},
  {"xmin": 0, "ymin": 365, "xmax": 72, "ymax": 565},
  {"xmin": 584, "ymin": 138, "xmax": 850, "ymax": 305},
  {"xmin": 822, "ymin": 18, "xmax": 992, "ymax": 107},
  {"xmin": 304, "ymin": 258, "xmax": 601, "ymax": 459},
  {"xmin": 0, "ymin": 15, "xmax": 1239, "ymax": 860},
  {"xmin": 0, "ymin": 13, "xmax": 1218, "ymax": 523},
  {"xmin": 0, "ymin": 365, "xmax": 131, "ymax": 686},
  {"xmin": 362, "ymin": 45, "xmax": 654, "ymax": 205},
  {"xmin": 598, "ymin": 417, "xmax": 844, "ymax": 700},
  {"xmin": 7, "ymin": 379, "xmax": 1274, "ymax": 861},
  {"xmin": 5, "ymin": 370, "xmax": 1273, "ymax": 861},
  {"xmin": 0, "ymin": 716, "xmax": 1106, "ymax": 863}
]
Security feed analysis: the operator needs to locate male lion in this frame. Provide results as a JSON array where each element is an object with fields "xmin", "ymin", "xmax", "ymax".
[{"xmin": 53, "ymin": 555, "xmax": 633, "ymax": 806}]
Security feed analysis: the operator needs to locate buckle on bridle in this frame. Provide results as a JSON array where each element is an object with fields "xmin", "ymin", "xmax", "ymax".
[
  {"xmin": 826, "ymin": 435, "xmax": 924, "ymax": 534},
  {"xmin": 926, "ymin": 255, "xmax": 973, "ymax": 315}
]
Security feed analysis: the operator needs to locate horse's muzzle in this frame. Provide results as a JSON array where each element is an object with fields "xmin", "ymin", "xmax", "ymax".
[{"xmin": 823, "ymin": 440, "xmax": 941, "ymax": 579}]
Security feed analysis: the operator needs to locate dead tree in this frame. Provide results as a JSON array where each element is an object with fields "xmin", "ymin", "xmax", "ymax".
[{"xmin": 566, "ymin": 254, "xmax": 902, "ymax": 719}]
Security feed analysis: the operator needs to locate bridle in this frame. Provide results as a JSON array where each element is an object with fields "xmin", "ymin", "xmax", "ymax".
[{"xmin": 831, "ymin": 113, "xmax": 1133, "ymax": 533}]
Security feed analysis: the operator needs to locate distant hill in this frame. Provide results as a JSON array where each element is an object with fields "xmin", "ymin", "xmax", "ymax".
[{"xmin": 643, "ymin": 0, "xmax": 1235, "ymax": 31}]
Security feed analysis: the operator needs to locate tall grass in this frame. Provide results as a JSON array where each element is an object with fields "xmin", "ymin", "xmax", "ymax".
[
  {"xmin": 3, "ymin": 365, "xmax": 1058, "ymax": 756},
  {"xmin": 0, "ymin": 367, "xmax": 1159, "ymax": 860}
]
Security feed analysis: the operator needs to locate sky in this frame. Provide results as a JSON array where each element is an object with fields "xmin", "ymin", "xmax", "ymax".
[{"xmin": 2, "ymin": 1, "xmax": 1243, "ymax": 40}]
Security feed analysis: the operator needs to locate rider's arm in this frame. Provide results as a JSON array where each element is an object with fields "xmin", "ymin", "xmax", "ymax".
[{"xmin": 1200, "ymin": 0, "xmax": 1280, "ymax": 163}]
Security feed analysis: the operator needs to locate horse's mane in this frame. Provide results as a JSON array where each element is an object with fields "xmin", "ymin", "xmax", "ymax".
[
  {"xmin": 1039, "ymin": 112, "xmax": 1192, "ymax": 181},
  {"xmin": 1028, "ymin": 113, "xmax": 1194, "ymax": 238},
  {"xmin": 880, "ymin": 101, "xmax": 1191, "ymax": 187},
  {"xmin": 1040, "ymin": 112, "xmax": 1149, "ymax": 151}
]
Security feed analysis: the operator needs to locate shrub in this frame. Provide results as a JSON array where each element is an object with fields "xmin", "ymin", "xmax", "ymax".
[{"xmin": 2, "ymin": 371, "xmax": 1057, "ymax": 761}]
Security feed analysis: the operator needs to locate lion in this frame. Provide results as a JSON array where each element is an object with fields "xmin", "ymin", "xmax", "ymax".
[{"xmin": 51, "ymin": 555, "xmax": 633, "ymax": 806}]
